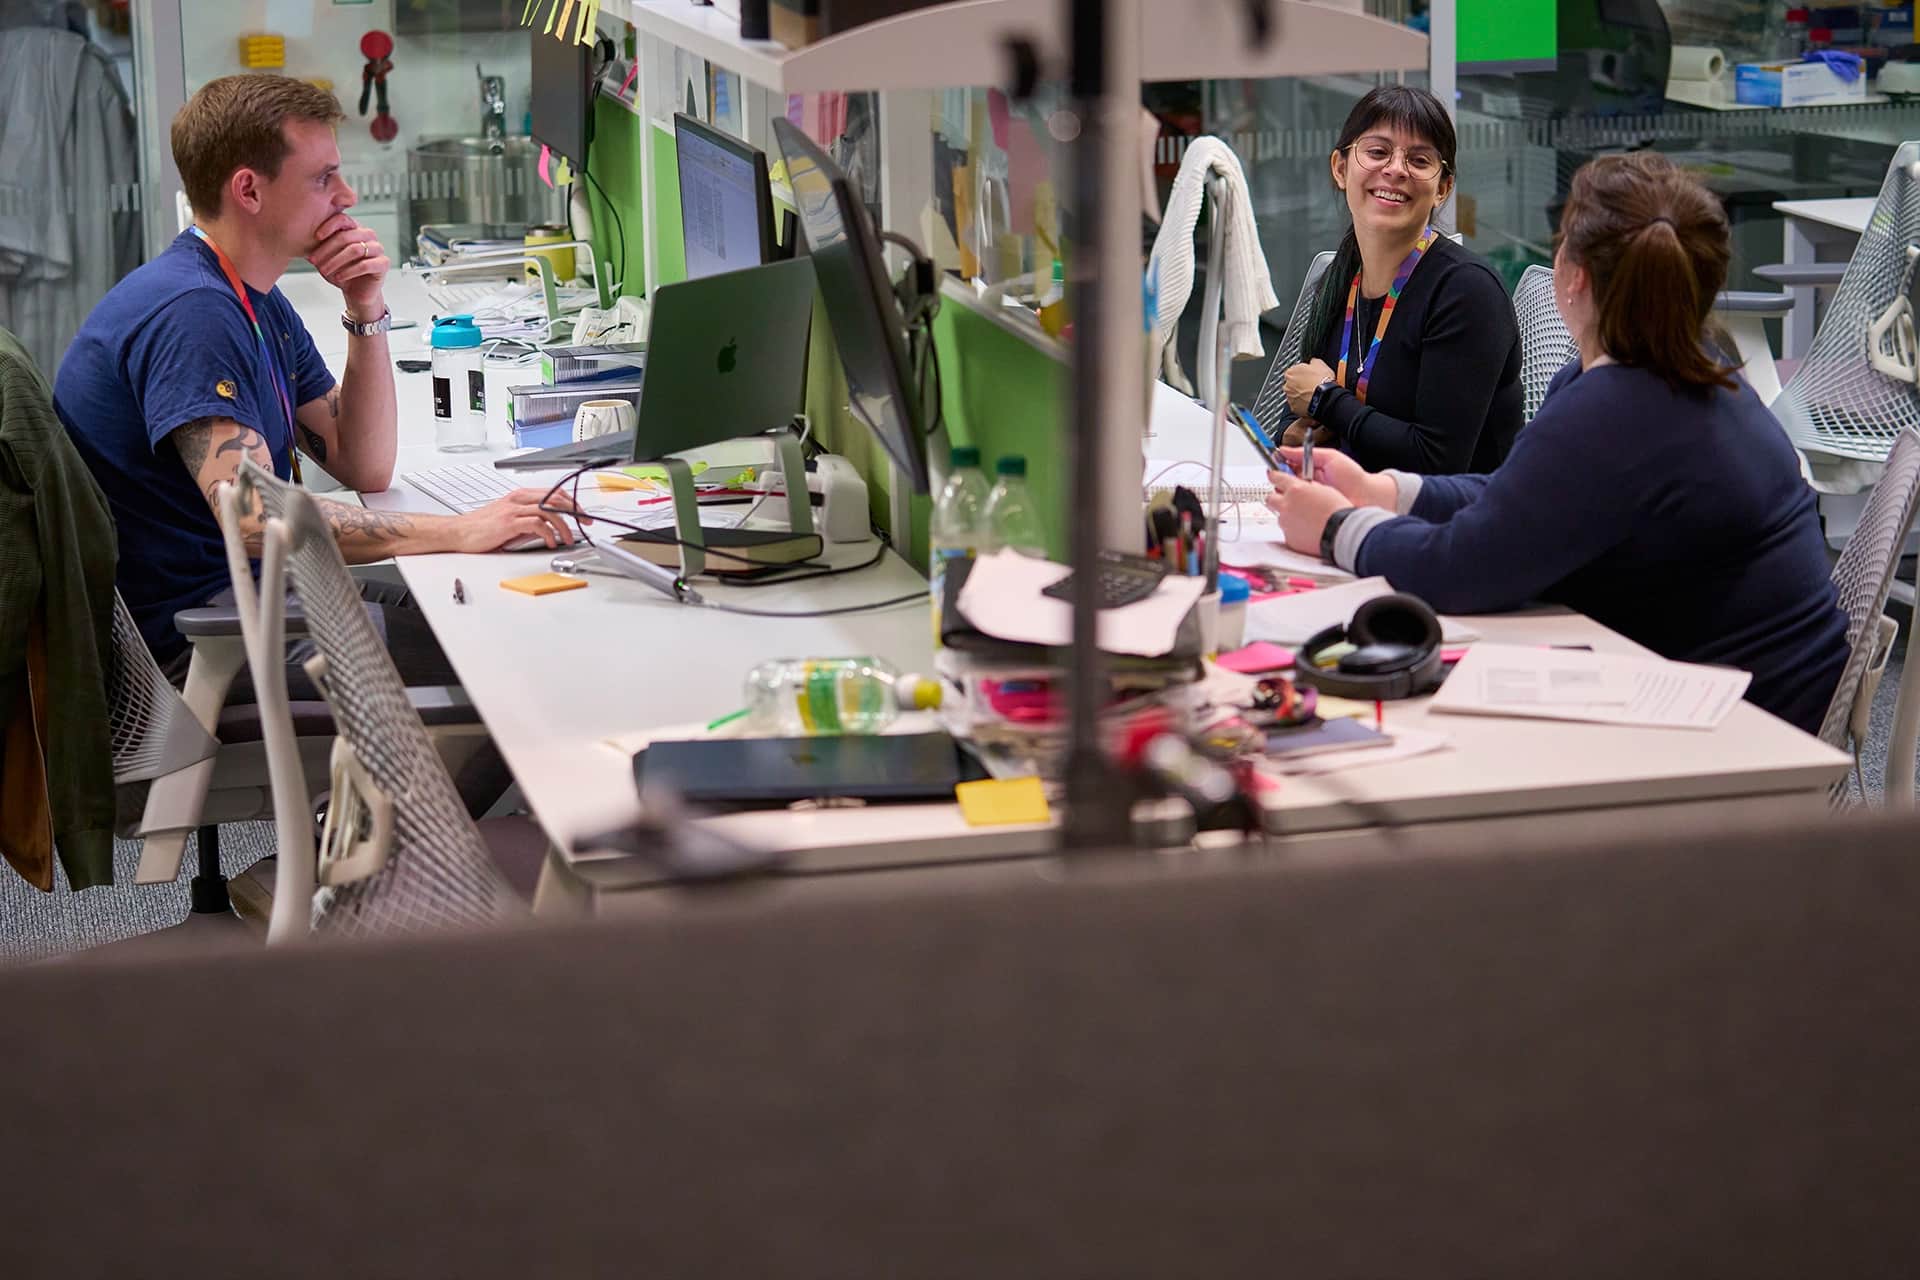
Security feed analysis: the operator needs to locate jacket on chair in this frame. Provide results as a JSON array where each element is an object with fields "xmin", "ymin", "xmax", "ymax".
[{"xmin": 0, "ymin": 326, "xmax": 116, "ymax": 890}]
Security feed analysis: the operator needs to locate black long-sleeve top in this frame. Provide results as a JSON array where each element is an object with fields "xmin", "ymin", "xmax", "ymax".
[{"xmin": 1310, "ymin": 236, "xmax": 1523, "ymax": 475}]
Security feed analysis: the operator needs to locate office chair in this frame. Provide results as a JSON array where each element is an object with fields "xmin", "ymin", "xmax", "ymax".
[
  {"xmin": 218, "ymin": 460, "xmax": 524, "ymax": 940},
  {"xmin": 1248, "ymin": 249, "xmax": 1334, "ymax": 433},
  {"xmin": 1511, "ymin": 264, "xmax": 1578, "ymax": 423},
  {"xmin": 1819, "ymin": 426, "xmax": 1920, "ymax": 804},
  {"xmin": 1767, "ymin": 144, "xmax": 1920, "ymax": 493}
]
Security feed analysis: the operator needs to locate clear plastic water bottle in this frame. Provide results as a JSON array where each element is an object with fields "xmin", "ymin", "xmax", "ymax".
[
  {"xmin": 982, "ymin": 455, "xmax": 1048, "ymax": 558},
  {"xmin": 744, "ymin": 657, "xmax": 941, "ymax": 736},
  {"xmin": 431, "ymin": 315, "xmax": 487, "ymax": 451},
  {"xmin": 1782, "ymin": 7, "xmax": 1812, "ymax": 57},
  {"xmin": 930, "ymin": 445, "xmax": 992, "ymax": 645}
]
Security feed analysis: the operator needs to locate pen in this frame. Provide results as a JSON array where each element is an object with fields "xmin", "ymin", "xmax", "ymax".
[
  {"xmin": 452, "ymin": 577, "xmax": 466, "ymax": 604},
  {"xmin": 706, "ymin": 707, "xmax": 750, "ymax": 732},
  {"xmin": 1300, "ymin": 428, "xmax": 1314, "ymax": 487}
]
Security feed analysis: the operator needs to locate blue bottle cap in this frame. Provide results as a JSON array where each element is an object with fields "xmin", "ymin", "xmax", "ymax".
[
  {"xmin": 1219, "ymin": 574, "xmax": 1251, "ymax": 605},
  {"xmin": 431, "ymin": 315, "xmax": 483, "ymax": 349}
]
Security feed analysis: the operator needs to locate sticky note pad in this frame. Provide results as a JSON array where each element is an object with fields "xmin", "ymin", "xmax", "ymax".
[
  {"xmin": 1217, "ymin": 641, "xmax": 1295, "ymax": 674},
  {"xmin": 594, "ymin": 471, "xmax": 658, "ymax": 492},
  {"xmin": 1314, "ymin": 695, "xmax": 1375, "ymax": 721},
  {"xmin": 500, "ymin": 572, "xmax": 588, "ymax": 597},
  {"xmin": 955, "ymin": 776, "xmax": 1051, "ymax": 827}
]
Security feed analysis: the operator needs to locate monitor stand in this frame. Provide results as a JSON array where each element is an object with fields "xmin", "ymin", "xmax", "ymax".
[{"xmin": 653, "ymin": 423, "xmax": 814, "ymax": 578}]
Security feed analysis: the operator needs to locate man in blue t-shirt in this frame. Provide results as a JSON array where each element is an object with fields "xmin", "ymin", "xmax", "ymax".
[{"xmin": 54, "ymin": 74, "xmax": 579, "ymax": 682}]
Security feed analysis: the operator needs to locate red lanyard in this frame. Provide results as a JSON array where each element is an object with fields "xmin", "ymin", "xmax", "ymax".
[{"xmin": 189, "ymin": 227, "xmax": 301, "ymax": 482}]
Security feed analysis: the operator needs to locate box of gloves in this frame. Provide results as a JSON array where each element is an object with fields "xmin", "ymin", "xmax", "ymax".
[{"xmin": 1735, "ymin": 59, "xmax": 1869, "ymax": 107}]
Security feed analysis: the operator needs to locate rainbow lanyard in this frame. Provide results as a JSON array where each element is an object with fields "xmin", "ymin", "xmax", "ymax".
[
  {"xmin": 1336, "ymin": 224, "xmax": 1439, "ymax": 405},
  {"xmin": 188, "ymin": 226, "xmax": 300, "ymax": 481}
]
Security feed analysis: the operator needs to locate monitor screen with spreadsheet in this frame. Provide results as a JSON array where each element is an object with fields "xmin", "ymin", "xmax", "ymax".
[{"xmin": 675, "ymin": 115, "xmax": 776, "ymax": 281}]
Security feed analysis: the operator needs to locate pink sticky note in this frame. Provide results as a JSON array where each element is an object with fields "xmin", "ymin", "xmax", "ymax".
[
  {"xmin": 1440, "ymin": 648, "xmax": 1471, "ymax": 664},
  {"xmin": 1005, "ymin": 118, "xmax": 1045, "ymax": 234},
  {"xmin": 1218, "ymin": 642, "xmax": 1295, "ymax": 674},
  {"xmin": 987, "ymin": 88, "xmax": 1011, "ymax": 149},
  {"xmin": 537, "ymin": 143, "xmax": 554, "ymax": 188}
]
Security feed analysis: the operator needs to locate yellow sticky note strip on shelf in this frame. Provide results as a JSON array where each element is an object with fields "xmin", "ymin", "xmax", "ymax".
[
  {"xmin": 500, "ymin": 572, "xmax": 589, "ymax": 597},
  {"xmin": 955, "ymin": 776, "xmax": 1051, "ymax": 827},
  {"xmin": 620, "ymin": 461, "xmax": 711, "ymax": 483}
]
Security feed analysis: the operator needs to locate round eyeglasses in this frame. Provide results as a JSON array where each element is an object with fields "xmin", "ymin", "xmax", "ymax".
[{"xmin": 1344, "ymin": 139, "xmax": 1447, "ymax": 183}]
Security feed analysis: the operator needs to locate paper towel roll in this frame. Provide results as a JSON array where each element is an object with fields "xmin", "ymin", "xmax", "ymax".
[{"xmin": 1671, "ymin": 45, "xmax": 1728, "ymax": 82}]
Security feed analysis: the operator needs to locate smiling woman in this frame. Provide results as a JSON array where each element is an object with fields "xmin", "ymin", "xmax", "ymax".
[{"xmin": 1277, "ymin": 86, "xmax": 1523, "ymax": 477}]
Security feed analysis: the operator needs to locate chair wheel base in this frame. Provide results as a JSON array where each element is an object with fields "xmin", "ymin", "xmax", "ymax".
[{"xmin": 189, "ymin": 873, "xmax": 231, "ymax": 915}]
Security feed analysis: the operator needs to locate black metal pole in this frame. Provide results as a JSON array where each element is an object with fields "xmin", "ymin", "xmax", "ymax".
[
  {"xmin": 189, "ymin": 824, "xmax": 231, "ymax": 914},
  {"xmin": 1061, "ymin": 0, "xmax": 1130, "ymax": 851}
]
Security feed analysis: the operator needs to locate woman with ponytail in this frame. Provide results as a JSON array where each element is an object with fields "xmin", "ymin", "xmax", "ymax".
[
  {"xmin": 1265, "ymin": 152, "xmax": 1847, "ymax": 735},
  {"xmin": 1277, "ymin": 86, "xmax": 1521, "ymax": 474}
]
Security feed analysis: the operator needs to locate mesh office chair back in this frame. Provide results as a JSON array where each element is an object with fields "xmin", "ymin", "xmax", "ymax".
[
  {"xmin": 1250, "ymin": 250, "xmax": 1336, "ymax": 434},
  {"xmin": 1818, "ymin": 428, "xmax": 1920, "ymax": 765},
  {"xmin": 1773, "ymin": 144, "xmax": 1920, "ymax": 470},
  {"xmin": 229, "ymin": 462, "xmax": 517, "ymax": 938},
  {"xmin": 1513, "ymin": 264, "xmax": 1579, "ymax": 423},
  {"xmin": 104, "ymin": 591, "xmax": 218, "ymax": 790}
]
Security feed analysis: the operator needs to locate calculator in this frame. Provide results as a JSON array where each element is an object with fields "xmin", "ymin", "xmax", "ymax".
[{"xmin": 1041, "ymin": 550, "xmax": 1169, "ymax": 609}]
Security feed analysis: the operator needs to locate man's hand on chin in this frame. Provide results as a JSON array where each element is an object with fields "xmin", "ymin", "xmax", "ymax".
[{"xmin": 308, "ymin": 213, "xmax": 390, "ymax": 322}]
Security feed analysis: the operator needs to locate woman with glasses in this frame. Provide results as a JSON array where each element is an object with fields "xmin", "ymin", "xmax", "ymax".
[
  {"xmin": 1277, "ymin": 85, "xmax": 1522, "ymax": 475},
  {"xmin": 1265, "ymin": 152, "xmax": 1847, "ymax": 736}
]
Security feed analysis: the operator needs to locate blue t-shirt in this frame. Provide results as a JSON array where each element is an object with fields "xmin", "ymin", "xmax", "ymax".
[{"xmin": 54, "ymin": 230, "xmax": 335, "ymax": 663}]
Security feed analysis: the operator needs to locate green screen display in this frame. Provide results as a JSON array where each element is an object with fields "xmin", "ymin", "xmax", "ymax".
[{"xmin": 1457, "ymin": 0, "xmax": 1556, "ymax": 68}]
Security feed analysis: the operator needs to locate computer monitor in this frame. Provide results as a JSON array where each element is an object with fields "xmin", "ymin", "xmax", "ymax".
[
  {"xmin": 675, "ymin": 115, "xmax": 777, "ymax": 280},
  {"xmin": 770, "ymin": 116, "xmax": 931, "ymax": 495},
  {"xmin": 529, "ymin": 26, "xmax": 591, "ymax": 169}
]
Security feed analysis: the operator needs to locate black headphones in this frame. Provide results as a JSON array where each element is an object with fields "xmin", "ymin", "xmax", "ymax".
[{"xmin": 1293, "ymin": 593, "xmax": 1444, "ymax": 701}]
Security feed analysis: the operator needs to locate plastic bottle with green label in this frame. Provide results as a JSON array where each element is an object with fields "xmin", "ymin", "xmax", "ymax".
[{"xmin": 744, "ymin": 657, "xmax": 941, "ymax": 736}]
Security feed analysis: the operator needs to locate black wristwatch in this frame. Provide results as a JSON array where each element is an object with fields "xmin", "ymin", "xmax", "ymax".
[
  {"xmin": 1320, "ymin": 506, "xmax": 1356, "ymax": 565},
  {"xmin": 1307, "ymin": 377, "xmax": 1340, "ymax": 422}
]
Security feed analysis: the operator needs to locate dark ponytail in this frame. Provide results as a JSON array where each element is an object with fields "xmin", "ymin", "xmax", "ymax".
[
  {"xmin": 1301, "ymin": 85, "xmax": 1457, "ymax": 360},
  {"xmin": 1560, "ymin": 153, "xmax": 1737, "ymax": 392}
]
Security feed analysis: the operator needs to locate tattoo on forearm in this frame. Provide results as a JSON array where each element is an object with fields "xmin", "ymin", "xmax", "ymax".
[
  {"xmin": 297, "ymin": 424, "xmax": 329, "ymax": 463},
  {"xmin": 319, "ymin": 500, "xmax": 415, "ymax": 545},
  {"xmin": 170, "ymin": 417, "xmax": 220, "ymax": 475},
  {"xmin": 326, "ymin": 387, "xmax": 341, "ymax": 419}
]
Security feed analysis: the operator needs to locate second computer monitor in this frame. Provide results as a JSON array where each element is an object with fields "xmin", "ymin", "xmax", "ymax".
[{"xmin": 675, "ymin": 114, "xmax": 777, "ymax": 281}]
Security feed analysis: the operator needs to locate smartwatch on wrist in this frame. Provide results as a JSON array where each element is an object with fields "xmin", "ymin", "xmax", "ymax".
[
  {"xmin": 1320, "ymin": 506, "xmax": 1356, "ymax": 565},
  {"xmin": 1307, "ymin": 378, "xmax": 1340, "ymax": 422},
  {"xmin": 341, "ymin": 308, "xmax": 392, "ymax": 337}
]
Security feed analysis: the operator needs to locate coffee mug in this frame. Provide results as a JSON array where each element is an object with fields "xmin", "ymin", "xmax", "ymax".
[{"xmin": 573, "ymin": 398, "xmax": 638, "ymax": 443}]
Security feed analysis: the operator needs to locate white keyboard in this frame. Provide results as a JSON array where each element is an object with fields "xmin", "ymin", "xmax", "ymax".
[
  {"xmin": 405, "ymin": 462, "xmax": 522, "ymax": 513},
  {"xmin": 425, "ymin": 280, "xmax": 516, "ymax": 314}
]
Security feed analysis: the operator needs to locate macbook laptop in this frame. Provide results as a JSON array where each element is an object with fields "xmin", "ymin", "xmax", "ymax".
[{"xmin": 497, "ymin": 256, "xmax": 816, "ymax": 471}]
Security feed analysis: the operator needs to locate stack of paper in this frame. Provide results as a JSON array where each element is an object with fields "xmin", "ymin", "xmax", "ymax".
[
  {"xmin": 1244, "ymin": 577, "xmax": 1480, "ymax": 646},
  {"xmin": 955, "ymin": 548, "xmax": 1206, "ymax": 657},
  {"xmin": 1430, "ymin": 645, "xmax": 1751, "ymax": 730}
]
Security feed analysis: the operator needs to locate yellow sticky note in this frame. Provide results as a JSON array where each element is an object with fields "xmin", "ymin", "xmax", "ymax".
[
  {"xmin": 620, "ymin": 461, "xmax": 710, "ymax": 484},
  {"xmin": 955, "ymin": 776, "xmax": 1051, "ymax": 827},
  {"xmin": 500, "ymin": 572, "xmax": 588, "ymax": 597},
  {"xmin": 1314, "ymin": 695, "xmax": 1374, "ymax": 721},
  {"xmin": 594, "ymin": 471, "xmax": 658, "ymax": 492}
]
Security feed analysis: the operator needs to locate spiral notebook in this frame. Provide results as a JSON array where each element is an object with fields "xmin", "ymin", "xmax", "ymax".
[{"xmin": 1142, "ymin": 461, "xmax": 1275, "ymax": 508}]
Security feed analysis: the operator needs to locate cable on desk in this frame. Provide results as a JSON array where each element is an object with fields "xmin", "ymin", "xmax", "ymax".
[{"xmin": 534, "ymin": 460, "xmax": 924, "ymax": 610}]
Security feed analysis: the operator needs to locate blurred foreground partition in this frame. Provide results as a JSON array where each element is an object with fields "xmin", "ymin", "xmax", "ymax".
[{"xmin": 8, "ymin": 808, "xmax": 1920, "ymax": 1278}]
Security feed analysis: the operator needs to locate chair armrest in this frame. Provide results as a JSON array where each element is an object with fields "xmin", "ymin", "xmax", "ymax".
[
  {"xmin": 174, "ymin": 605, "xmax": 307, "ymax": 638},
  {"xmin": 1754, "ymin": 262, "xmax": 1848, "ymax": 287},
  {"xmin": 1714, "ymin": 290, "xmax": 1796, "ymax": 315}
]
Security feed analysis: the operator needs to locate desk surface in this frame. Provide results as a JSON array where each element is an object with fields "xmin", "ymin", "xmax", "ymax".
[
  {"xmin": 293, "ymin": 288, "xmax": 1849, "ymax": 869},
  {"xmin": 1774, "ymin": 196, "xmax": 1877, "ymax": 235}
]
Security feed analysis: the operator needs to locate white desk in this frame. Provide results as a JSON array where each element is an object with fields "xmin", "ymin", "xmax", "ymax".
[
  {"xmin": 1774, "ymin": 196, "xmax": 1877, "ymax": 357},
  {"xmin": 290, "ymin": 276, "xmax": 1850, "ymax": 901}
]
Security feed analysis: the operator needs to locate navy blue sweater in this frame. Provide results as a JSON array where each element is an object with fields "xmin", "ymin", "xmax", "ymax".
[{"xmin": 1342, "ymin": 360, "xmax": 1848, "ymax": 735}]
